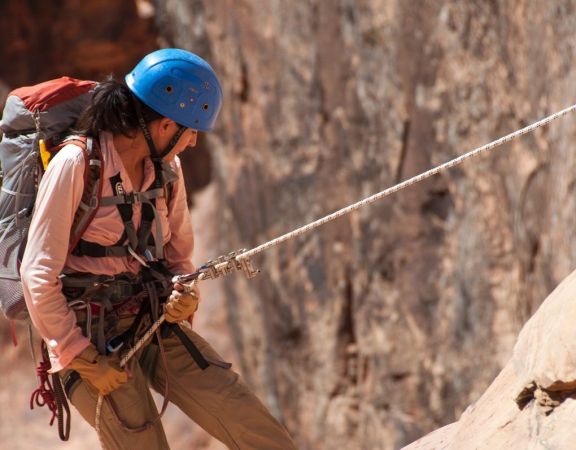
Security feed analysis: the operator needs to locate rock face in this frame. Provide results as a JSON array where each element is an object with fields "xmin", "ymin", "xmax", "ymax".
[
  {"xmin": 2, "ymin": 1, "xmax": 576, "ymax": 449},
  {"xmin": 155, "ymin": 1, "xmax": 576, "ymax": 449},
  {"xmin": 0, "ymin": 0, "xmax": 157, "ymax": 88},
  {"xmin": 404, "ymin": 268, "xmax": 576, "ymax": 450}
]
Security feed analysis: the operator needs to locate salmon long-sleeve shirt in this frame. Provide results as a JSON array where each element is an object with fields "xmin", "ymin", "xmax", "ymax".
[{"xmin": 21, "ymin": 131, "xmax": 196, "ymax": 372}]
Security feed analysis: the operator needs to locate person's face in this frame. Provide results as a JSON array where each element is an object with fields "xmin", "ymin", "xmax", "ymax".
[{"xmin": 150, "ymin": 118, "xmax": 198, "ymax": 161}]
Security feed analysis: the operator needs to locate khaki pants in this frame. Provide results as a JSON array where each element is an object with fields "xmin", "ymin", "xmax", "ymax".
[{"xmin": 62, "ymin": 319, "xmax": 297, "ymax": 450}]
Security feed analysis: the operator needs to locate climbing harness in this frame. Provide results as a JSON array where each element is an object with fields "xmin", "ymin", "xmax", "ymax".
[{"xmin": 66, "ymin": 145, "xmax": 211, "ymax": 446}]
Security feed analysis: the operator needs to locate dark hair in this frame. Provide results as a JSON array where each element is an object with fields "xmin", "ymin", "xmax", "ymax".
[{"xmin": 75, "ymin": 76, "xmax": 162, "ymax": 137}]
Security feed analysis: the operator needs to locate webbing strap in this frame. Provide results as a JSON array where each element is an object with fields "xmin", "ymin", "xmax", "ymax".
[
  {"xmin": 131, "ymin": 94, "xmax": 186, "ymax": 159},
  {"xmin": 139, "ymin": 204, "xmax": 156, "ymax": 256},
  {"xmin": 74, "ymin": 174, "xmax": 167, "ymax": 259},
  {"xmin": 110, "ymin": 174, "xmax": 139, "ymax": 250},
  {"xmin": 132, "ymin": 96, "xmax": 159, "ymax": 158},
  {"xmin": 98, "ymin": 188, "xmax": 165, "ymax": 207},
  {"xmin": 147, "ymin": 159, "xmax": 168, "ymax": 260},
  {"xmin": 68, "ymin": 136, "xmax": 104, "ymax": 254},
  {"xmin": 160, "ymin": 126, "xmax": 186, "ymax": 159},
  {"xmin": 75, "ymin": 158, "xmax": 169, "ymax": 259},
  {"xmin": 52, "ymin": 372, "xmax": 71, "ymax": 441},
  {"xmin": 163, "ymin": 323, "xmax": 210, "ymax": 370},
  {"xmin": 72, "ymin": 241, "xmax": 132, "ymax": 257},
  {"xmin": 73, "ymin": 220, "xmax": 163, "ymax": 260}
]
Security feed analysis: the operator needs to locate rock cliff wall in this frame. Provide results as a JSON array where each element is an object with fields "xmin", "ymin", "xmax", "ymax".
[
  {"xmin": 156, "ymin": 1, "xmax": 576, "ymax": 448},
  {"xmin": 2, "ymin": 1, "xmax": 576, "ymax": 449},
  {"xmin": 0, "ymin": 0, "xmax": 157, "ymax": 91}
]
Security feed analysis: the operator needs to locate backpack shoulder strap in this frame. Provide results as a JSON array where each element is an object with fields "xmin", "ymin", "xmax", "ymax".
[{"xmin": 62, "ymin": 136, "xmax": 104, "ymax": 253}]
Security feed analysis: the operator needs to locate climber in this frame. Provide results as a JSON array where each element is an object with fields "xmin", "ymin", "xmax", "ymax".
[{"xmin": 20, "ymin": 48, "xmax": 297, "ymax": 449}]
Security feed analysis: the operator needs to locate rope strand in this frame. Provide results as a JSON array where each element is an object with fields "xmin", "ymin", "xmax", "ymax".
[{"xmin": 238, "ymin": 103, "xmax": 576, "ymax": 260}]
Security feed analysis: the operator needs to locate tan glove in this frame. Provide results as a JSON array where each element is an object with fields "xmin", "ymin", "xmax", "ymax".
[
  {"xmin": 67, "ymin": 344, "xmax": 128, "ymax": 395},
  {"xmin": 164, "ymin": 282, "xmax": 199, "ymax": 323}
]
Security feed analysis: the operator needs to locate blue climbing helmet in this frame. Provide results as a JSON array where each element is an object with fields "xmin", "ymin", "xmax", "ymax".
[{"xmin": 125, "ymin": 48, "xmax": 223, "ymax": 132}]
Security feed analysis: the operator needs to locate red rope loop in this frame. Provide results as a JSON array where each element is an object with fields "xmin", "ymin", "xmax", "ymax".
[{"xmin": 30, "ymin": 360, "xmax": 58, "ymax": 426}]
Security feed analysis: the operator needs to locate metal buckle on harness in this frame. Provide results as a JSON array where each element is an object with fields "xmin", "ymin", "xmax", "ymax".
[
  {"xmin": 92, "ymin": 275, "xmax": 116, "ymax": 288},
  {"xmin": 128, "ymin": 246, "xmax": 150, "ymax": 268},
  {"xmin": 123, "ymin": 192, "xmax": 142, "ymax": 204},
  {"xmin": 172, "ymin": 249, "xmax": 259, "ymax": 284},
  {"xmin": 88, "ymin": 196, "xmax": 99, "ymax": 209},
  {"xmin": 106, "ymin": 335, "xmax": 124, "ymax": 354}
]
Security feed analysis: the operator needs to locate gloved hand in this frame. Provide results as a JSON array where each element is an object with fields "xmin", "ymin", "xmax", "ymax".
[
  {"xmin": 164, "ymin": 282, "xmax": 199, "ymax": 323},
  {"xmin": 67, "ymin": 344, "xmax": 128, "ymax": 395}
]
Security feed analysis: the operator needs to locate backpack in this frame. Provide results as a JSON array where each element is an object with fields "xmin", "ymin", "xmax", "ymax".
[{"xmin": 0, "ymin": 77, "xmax": 103, "ymax": 321}]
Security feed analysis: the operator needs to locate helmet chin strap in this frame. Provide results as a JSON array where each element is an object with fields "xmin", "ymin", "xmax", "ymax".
[
  {"xmin": 132, "ymin": 95, "xmax": 187, "ymax": 160},
  {"xmin": 160, "ymin": 125, "xmax": 186, "ymax": 158}
]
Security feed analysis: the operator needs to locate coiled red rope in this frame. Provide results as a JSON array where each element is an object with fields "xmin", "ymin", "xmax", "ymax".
[
  {"xmin": 30, "ymin": 358, "xmax": 58, "ymax": 426},
  {"xmin": 29, "ymin": 342, "xmax": 71, "ymax": 440}
]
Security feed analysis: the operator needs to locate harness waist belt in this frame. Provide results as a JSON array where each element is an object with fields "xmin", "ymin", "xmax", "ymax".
[{"xmin": 61, "ymin": 272, "xmax": 144, "ymax": 303}]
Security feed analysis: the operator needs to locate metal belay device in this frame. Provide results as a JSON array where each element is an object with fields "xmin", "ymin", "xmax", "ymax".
[{"xmin": 172, "ymin": 249, "xmax": 260, "ymax": 284}]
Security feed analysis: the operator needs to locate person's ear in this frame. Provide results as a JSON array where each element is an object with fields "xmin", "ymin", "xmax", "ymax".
[
  {"xmin": 159, "ymin": 117, "xmax": 173, "ymax": 134},
  {"xmin": 148, "ymin": 117, "xmax": 171, "ymax": 137}
]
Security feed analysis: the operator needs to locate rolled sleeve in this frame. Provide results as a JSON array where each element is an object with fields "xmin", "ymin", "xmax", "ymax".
[
  {"xmin": 21, "ymin": 145, "xmax": 91, "ymax": 371},
  {"xmin": 163, "ymin": 157, "xmax": 196, "ymax": 276}
]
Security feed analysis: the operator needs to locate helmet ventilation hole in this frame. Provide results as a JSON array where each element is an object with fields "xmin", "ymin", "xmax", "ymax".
[
  {"xmin": 202, "ymin": 104, "xmax": 209, "ymax": 110},
  {"xmin": 165, "ymin": 85, "xmax": 173, "ymax": 93}
]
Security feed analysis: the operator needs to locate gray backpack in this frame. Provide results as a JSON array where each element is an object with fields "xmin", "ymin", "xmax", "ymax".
[{"xmin": 0, "ymin": 77, "xmax": 102, "ymax": 320}]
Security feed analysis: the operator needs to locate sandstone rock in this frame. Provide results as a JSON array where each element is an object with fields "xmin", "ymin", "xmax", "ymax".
[
  {"xmin": 404, "ymin": 268, "xmax": 576, "ymax": 449},
  {"xmin": 0, "ymin": 0, "xmax": 157, "ymax": 86},
  {"xmin": 155, "ymin": 1, "xmax": 576, "ymax": 448},
  {"xmin": 2, "ymin": 1, "xmax": 576, "ymax": 449}
]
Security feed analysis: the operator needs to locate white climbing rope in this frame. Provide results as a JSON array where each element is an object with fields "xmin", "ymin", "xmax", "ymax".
[
  {"xmin": 95, "ymin": 396, "xmax": 105, "ymax": 449},
  {"xmin": 238, "ymin": 103, "xmax": 576, "ymax": 260}
]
